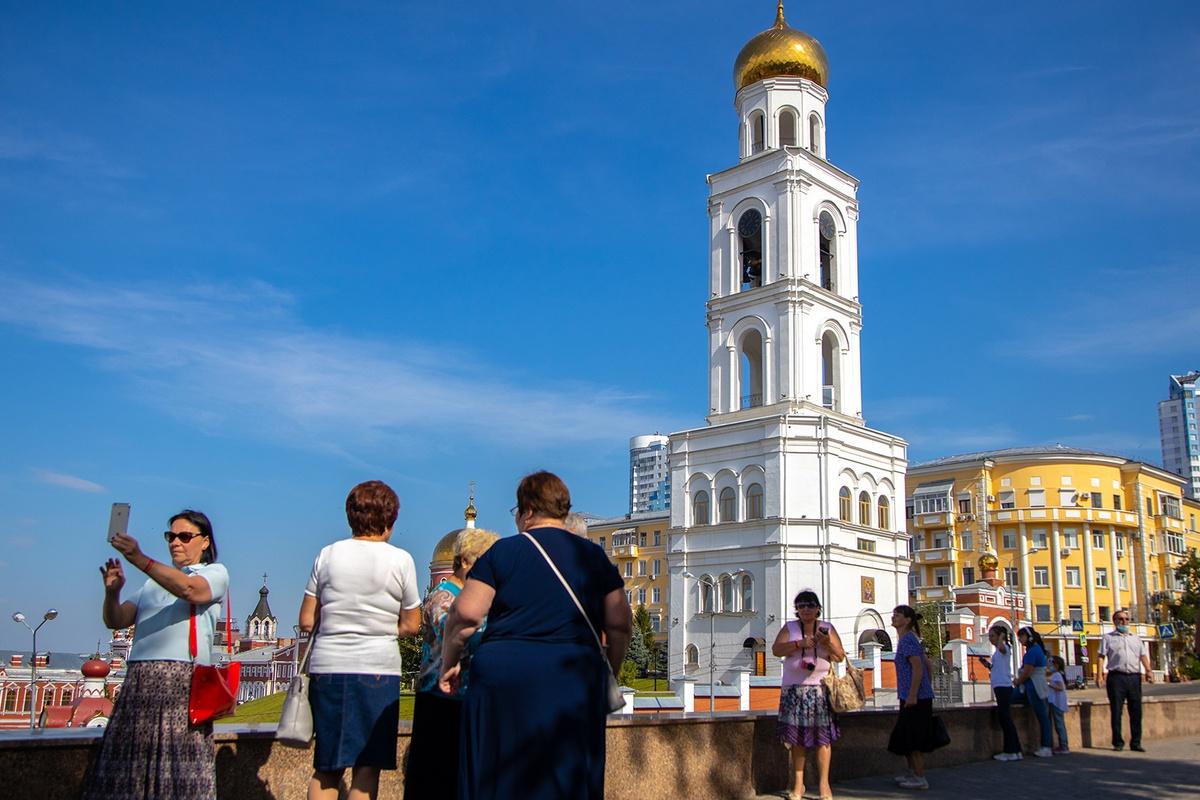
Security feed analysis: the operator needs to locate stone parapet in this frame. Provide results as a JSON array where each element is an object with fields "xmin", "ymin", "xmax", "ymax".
[{"xmin": 2, "ymin": 695, "xmax": 1198, "ymax": 799}]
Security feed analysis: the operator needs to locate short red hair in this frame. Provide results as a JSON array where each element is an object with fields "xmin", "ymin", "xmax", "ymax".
[{"xmin": 345, "ymin": 480, "xmax": 399, "ymax": 537}]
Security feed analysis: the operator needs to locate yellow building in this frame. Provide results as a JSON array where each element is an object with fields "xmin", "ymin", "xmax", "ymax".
[
  {"xmin": 906, "ymin": 445, "xmax": 1199, "ymax": 676},
  {"xmin": 585, "ymin": 511, "xmax": 670, "ymax": 643}
]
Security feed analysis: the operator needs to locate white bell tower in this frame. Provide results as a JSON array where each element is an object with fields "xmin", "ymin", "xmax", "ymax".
[{"xmin": 668, "ymin": 3, "xmax": 909, "ymax": 687}]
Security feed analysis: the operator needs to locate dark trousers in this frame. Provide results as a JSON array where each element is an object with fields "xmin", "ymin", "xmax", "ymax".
[
  {"xmin": 1106, "ymin": 672, "xmax": 1143, "ymax": 747},
  {"xmin": 993, "ymin": 686, "xmax": 1022, "ymax": 754}
]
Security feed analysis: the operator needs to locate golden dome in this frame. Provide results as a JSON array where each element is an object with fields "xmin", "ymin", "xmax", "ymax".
[
  {"xmin": 733, "ymin": 2, "xmax": 829, "ymax": 92},
  {"xmin": 464, "ymin": 498, "xmax": 477, "ymax": 522},
  {"xmin": 431, "ymin": 528, "xmax": 463, "ymax": 567},
  {"xmin": 978, "ymin": 552, "xmax": 1000, "ymax": 572}
]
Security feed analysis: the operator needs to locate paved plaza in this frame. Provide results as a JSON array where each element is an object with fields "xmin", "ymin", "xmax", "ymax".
[{"xmin": 753, "ymin": 734, "xmax": 1200, "ymax": 799}]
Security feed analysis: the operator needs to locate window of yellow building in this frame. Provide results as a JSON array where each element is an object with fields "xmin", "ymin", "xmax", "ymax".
[
  {"xmin": 1034, "ymin": 567, "xmax": 1049, "ymax": 586},
  {"xmin": 1066, "ymin": 567, "xmax": 1081, "ymax": 587},
  {"xmin": 1095, "ymin": 568, "xmax": 1109, "ymax": 588},
  {"xmin": 1028, "ymin": 489, "xmax": 1045, "ymax": 507}
]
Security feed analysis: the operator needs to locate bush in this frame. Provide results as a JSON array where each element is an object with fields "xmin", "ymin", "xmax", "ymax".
[{"xmin": 618, "ymin": 658, "xmax": 638, "ymax": 687}]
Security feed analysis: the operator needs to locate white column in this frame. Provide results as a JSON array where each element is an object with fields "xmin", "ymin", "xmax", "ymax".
[
  {"xmin": 1083, "ymin": 525, "xmax": 1097, "ymax": 622},
  {"xmin": 762, "ymin": 212, "xmax": 773, "ymax": 286},
  {"xmin": 763, "ymin": 335, "xmax": 775, "ymax": 405},
  {"xmin": 1018, "ymin": 523, "xmax": 1032, "ymax": 619},
  {"xmin": 674, "ymin": 677, "xmax": 696, "ymax": 713},
  {"xmin": 620, "ymin": 688, "xmax": 636, "ymax": 715},
  {"xmin": 1109, "ymin": 525, "xmax": 1121, "ymax": 611},
  {"xmin": 1050, "ymin": 524, "xmax": 1063, "ymax": 622},
  {"xmin": 726, "ymin": 344, "xmax": 738, "ymax": 412},
  {"xmin": 736, "ymin": 668, "xmax": 751, "ymax": 711},
  {"xmin": 862, "ymin": 642, "xmax": 883, "ymax": 689}
]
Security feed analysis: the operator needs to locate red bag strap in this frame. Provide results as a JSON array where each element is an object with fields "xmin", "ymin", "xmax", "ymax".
[{"xmin": 188, "ymin": 583, "xmax": 232, "ymax": 661}]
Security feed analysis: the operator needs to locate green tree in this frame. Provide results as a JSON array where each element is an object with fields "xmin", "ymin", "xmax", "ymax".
[
  {"xmin": 914, "ymin": 602, "xmax": 945, "ymax": 662},
  {"xmin": 626, "ymin": 627, "xmax": 650, "ymax": 675},
  {"xmin": 1169, "ymin": 553, "xmax": 1200, "ymax": 678},
  {"xmin": 398, "ymin": 633, "xmax": 422, "ymax": 691},
  {"xmin": 618, "ymin": 656, "xmax": 638, "ymax": 686},
  {"xmin": 628, "ymin": 605, "xmax": 654, "ymax": 674}
]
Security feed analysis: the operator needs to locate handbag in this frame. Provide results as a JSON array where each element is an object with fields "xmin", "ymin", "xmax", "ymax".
[
  {"xmin": 521, "ymin": 532, "xmax": 627, "ymax": 714},
  {"xmin": 275, "ymin": 626, "xmax": 316, "ymax": 746},
  {"xmin": 823, "ymin": 658, "xmax": 866, "ymax": 713},
  {"xmin": 188, "ymin": 589, "xmax": 241, "ymax": 725}
]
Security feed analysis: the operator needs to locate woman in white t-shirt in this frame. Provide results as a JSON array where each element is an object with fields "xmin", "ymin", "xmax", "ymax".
[
  {"xmin": 980, "ymin": 624, "xmax": 1023, "ymax": 761},
  {"xmin": 299, "ymin": 481, "xmax": 421, "ymax": 800}
]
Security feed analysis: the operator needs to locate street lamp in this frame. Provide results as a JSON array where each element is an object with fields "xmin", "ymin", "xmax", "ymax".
[
  {"xmin": 12, "ymin": 609, "xmax": 58, "ymax": 729},
  {"xmin": 683, "ymin": 572, "xmax": 716, "ymax": 712}
]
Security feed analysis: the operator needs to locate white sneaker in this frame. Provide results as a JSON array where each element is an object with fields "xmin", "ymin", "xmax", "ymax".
[
  {"xmin": 993, "ymin": 753, "xmax": 1016, "ymax": 761},
  {"xmin": 895, "ymin": 770, "xmax": 916, "ymax": 783},
  {"xmin": 1034, "ymin": 747, "xmax": 1053, "ymax": 758},
  {"xmin": 1010, "ymin": 752, "xmax": 1024, "ymax": 760},
  {"xmin": 898, "ymin": 775, "xmax": 929, "ymax": 790}
]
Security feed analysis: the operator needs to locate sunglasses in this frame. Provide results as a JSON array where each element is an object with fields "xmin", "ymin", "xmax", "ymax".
[
  {"xmin": 163, "ymin": 530, "xmax": 207, "ymax": 544},
  {"xmin": 795, "ymin": 602, "xmax": 820, "ymax": 610}
]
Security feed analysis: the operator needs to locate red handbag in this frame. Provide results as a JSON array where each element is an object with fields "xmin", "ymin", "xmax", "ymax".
[{"xmin": 188, "ymin": 588, "xmax": 241, "ymax": 725}]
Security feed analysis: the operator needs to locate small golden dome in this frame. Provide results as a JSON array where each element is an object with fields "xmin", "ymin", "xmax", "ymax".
[
  {"xmin": 978, "ymin": 552, "xmax": 1000, "ymax": 572},
  {"xmin": 464, "ymin": 498, "xmax": 477, "ymax": 522},
  {"xmin": 733, "ymin": 2, "xmax": 829, "ymax": 92}
]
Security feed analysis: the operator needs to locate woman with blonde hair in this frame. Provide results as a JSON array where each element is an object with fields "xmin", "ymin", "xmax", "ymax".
[{"xmin": 404, "ymin": 526, "xmax": 501, "ymax": 799}]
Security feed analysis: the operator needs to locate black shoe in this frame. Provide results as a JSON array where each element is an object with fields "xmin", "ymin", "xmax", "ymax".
[
  {"xmin": 1113, "ymin": 744, "xmax": 1124, "ymax": 751},
  {"xmin": 1131, "ymin": 744, "xmax": 1145, "ymax": 752}
]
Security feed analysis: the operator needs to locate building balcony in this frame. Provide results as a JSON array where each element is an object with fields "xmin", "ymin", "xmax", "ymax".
[
  {"xmin": 612, "ymin": 543, "xmax": 639, "ymax": 558},
  {"xmin": 912, "ymin": 547, "xmax": 956, "ymax": 564}
]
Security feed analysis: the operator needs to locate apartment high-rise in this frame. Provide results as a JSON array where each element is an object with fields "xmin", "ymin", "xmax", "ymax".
[
  {"xmin": 1159, "ymin": 371, "xmax": 1200, "ymax": 498},
  {"xmin": 629, "ymin": 434, "xmax": 671, "ymax": 515}
]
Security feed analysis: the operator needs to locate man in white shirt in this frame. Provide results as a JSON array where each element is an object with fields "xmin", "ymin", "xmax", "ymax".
[{"xmin": 1096, "ymin": 608, "xmax": 1154, "ymax": 752}]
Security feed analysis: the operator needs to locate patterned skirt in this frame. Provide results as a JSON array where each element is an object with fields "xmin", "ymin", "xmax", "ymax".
[
  {"xmin": 777, "ymin": 683, "xmax": 840, "ymax": 748},
  {"xmin": 80, "ymin": 660, "xmax": 215, "ymax": 800}
]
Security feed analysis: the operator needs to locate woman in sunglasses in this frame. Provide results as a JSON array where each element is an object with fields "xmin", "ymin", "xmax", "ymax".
[
  {"xmin": 771, "ymin": 590, "xmax": 845, "ymax": 800},
  {"xmin": 82, "ymin": 509, "xmax": 229, "ymax": 800}
]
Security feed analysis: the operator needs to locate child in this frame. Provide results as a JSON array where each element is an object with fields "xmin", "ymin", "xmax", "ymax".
[{"xmin": 1046, "ymin": 655, "xmax": 1069, "ymax": 754}]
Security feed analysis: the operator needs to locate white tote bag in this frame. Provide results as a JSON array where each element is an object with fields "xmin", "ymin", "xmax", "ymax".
[{"xmin": 275, "ymin": 629, "xmax": 316, "ymax": 747}]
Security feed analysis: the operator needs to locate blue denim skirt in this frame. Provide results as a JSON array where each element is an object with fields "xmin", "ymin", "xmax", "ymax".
[{"xmin": 309, "ymin": 673, "xmax": 401, "ymax": 771}]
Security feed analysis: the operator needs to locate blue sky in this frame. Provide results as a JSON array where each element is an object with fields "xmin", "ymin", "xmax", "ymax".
[{"xmin": 1, "ymin": 1, "xmax": 1198, "ymax": 652}]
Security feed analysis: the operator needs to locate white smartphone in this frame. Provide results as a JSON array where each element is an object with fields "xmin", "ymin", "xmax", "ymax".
[{"xmin": 108, "ymin": 503, "xmax": 130, "ymax": 543}]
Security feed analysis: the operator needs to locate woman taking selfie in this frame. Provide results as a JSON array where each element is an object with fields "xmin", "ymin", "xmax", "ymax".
[
  {"xmin": 771, "ymin": 590, "xmax": 845, "ymax": 800},
  {"xmin": 82, "ymin": 509, "xmax": 229, "ymax": 800}
]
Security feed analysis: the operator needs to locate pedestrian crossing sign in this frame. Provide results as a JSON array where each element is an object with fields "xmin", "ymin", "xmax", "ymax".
[{"xmin": 1158, "ymin": 623, "xmax": 1176, "ymax": 639}]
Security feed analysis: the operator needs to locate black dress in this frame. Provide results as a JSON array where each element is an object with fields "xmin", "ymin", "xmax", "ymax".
[{"xmin": 459, "ymin": 527, "xmax": 623, "ymax": 800}]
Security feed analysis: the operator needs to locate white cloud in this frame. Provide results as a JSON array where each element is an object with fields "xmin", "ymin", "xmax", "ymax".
[
  {"xmin": 31, "ymin": 468, "xmax": 105, "ymax": 494},
  {"xmin": 0, "ymin": 273, "xmax": 677, "ymax": 454}
]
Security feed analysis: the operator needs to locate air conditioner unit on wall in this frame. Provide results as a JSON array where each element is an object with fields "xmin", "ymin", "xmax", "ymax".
[{"xmin": 986, "ymin": 495, "xmax": 995, "ymax": 503}]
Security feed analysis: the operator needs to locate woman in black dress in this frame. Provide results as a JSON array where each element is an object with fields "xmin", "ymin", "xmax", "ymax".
[{"xmin": 440, "ymin": 471, "xmax": 632, "ymax": 800}]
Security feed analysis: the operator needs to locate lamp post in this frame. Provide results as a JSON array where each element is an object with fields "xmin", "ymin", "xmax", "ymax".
[
  {"xmin": 683, "ymin": 572, "xmax": 716, "ymax": 712},
  {"xmin": 11, "ymin": 609, "xmax": 58, "ymax": 729}
]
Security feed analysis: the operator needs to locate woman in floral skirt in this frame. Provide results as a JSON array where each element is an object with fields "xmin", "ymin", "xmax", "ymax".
[{"xmin": 771, "ymin": 590, "xmax": 846, "ymax": 800}]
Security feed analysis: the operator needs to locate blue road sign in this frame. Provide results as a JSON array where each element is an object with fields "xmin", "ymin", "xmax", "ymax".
[
  {"xmin": 1071, "ymin": 619, "xmax": 1084, "ymax": 632},
  {"xmin": 1158, "ymin": 623, "xmax": 1176, "ymax": 639}
]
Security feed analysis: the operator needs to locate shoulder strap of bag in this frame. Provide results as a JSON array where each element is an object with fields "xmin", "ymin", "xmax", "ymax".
[
  {"xmin": 297, "ymin": 621, "xmax": 316, "ymax": 675},
  {"xmin": 520, "ymin": 531, "xmax": 605, "ymax": 657},
  {"xmin": 189, "ymin": 584, "xmax": 233, "ymax": 662}
]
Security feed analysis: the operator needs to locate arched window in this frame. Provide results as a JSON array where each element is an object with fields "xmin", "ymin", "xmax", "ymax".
[
  {"xmin": 42, "ymin": 688, "xmax": 55, "ymax": 708},
  {"xmin": 821, "ymin": 331, "xmax": 840, "ymax": 411},
  {"xmin": 719, "ymin": 487, "xmax": 737, "ymax": 522},
  {"xmin": 779, "ymin": 109, "xmax": 797, "ymax": 147},
  {"xmin": 693, "ymin": 490, "xmax": 710, "ymax": 525},
  {"xmin": 838, "ymin": 487, "xmax": 852, "ymax": 522},
  {"xmin": 700, "ymin": 576, "xmax": 715, "ymax": 613},
  {"xmin": 809, "ymin": 113, "xmax": 821, "ymax": 156},
  {"xmin": 61, "ymin": 687, "xmax": 73, "ymax": 705},
  {"xmin": 2, "ymin": 690, "xmax": 13, "ymax": 712},
  {"xmin": 685, "ymin": 644, "xmax": 699, "ymax": 667},
  {"xmin": 740, "ymin": 574, "xmax": 754, "ymax": 611},
  {"xmin": 746, "ymin": 483, "xmax": 765, "ymax": 519},
  {"xmin": 750, "ymin": 111, "xmax": 765, "ymax": 154},
  {"xmin": 818, "ymin": 211, "xmax": 836, "ymax": 292},
  {"xmin": 859, "ymin": 491, "xmax": 872, "ymax": 526},
  {"xmin": 878, "ymin": 496, "xmax": 891, "ymax": 530},
  {"xmin": 737, "ymin": 209, "xmax": 763, "ymax": 289},
  {"xmin": 720, "ymin": 574, "xmax": 735, "ymax": 611},
  {"xmin": 739, "ymin": 329, "xmax": 764, "ymax": 408}
]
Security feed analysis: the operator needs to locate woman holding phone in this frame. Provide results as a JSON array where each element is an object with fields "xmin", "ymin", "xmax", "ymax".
[
  {"xmin": 771, "ymin": 590, "xmax": 845, "ymax": 800},
  {"xmin": 82, "ymin": 509, "xmax": 229, "ymax": 800}
]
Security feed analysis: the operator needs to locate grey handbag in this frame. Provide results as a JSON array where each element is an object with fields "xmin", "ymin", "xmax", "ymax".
[
  {"xmin": 521, "ymin": 532, "xmax": 626, "ymax": 714},
  {"xmin": 275, "ymin": 629, "xmax": 315, "ymax": 747}
]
